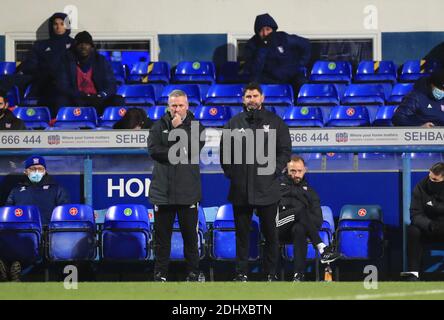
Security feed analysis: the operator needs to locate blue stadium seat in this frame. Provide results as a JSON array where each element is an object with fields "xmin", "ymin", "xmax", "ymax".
[
  {"xmin": 99, "ymin": 106, "xmax": 128, "ymax": 128},
  {"xmin": 157, "ymin": 84, "xmax": 202, "ymax": 106},
  {"xmin": 205, "ymin": 84, "xmax": 244, "ymax": 106},
  {"xmin": 387, "ymin": 83, "xmax": 414, "ymax": 104},
  {"xmin": 326, "ymin": 106, "xmax": 370, "ymax": 127},
  {"xmin": 297, "ymin": 84, "xmax": 340, "ymax": 106},
  {"xmin": 216, "ymin": 61, "xmax": 251, "ymax": 83},
  {"xmin": 373, "ymin": 105, "xmax": 398, "ymax": 126},
  {"xmin": 336, "ymin": 205, "xmax": 384, "ymax": 260},
  {"xmin": 120, "ymin": 51, "xmax": 150, "ymax": 70},
  {"xmin": 173, "ymin": 61, "xmax": 216, "ymax": 84},
  {"xmin": 117, "ymin": 84, "xmax": 157, "ymax": 106},
  {"xmin": 283, "ymin": 206, "xmax": 334, "ymax": 261},
  {"xmin": 128, "ymin": 61, "xmax": 170, "ymax": 84},
  {"xmin": 13, "ymin": 107, "xmax": 51, "ymax": 129},
  {"xmin": 262, "ymin": 84, "xmax": 294, "ymax": 106},
  {"xmin": 341, "ymin": 83, "xmax": 391, "ymax": 105},
  {"xmin": 309, "ymin": 61, "xmax": 352, "ymax": 84},
  {"xmin": 111, "ymin": 61, "xmax": 126, "ymax": 85},
  {"xmin": 399, "ymin": 59, "xmax": 442, "ymax": 82},
  {"xmin": 53, "ymin": 107, "xmax": 98, "ymax": 129},
  {"xmin": 5, "ymin": 86, "xmax": 20, "ymax": 106},
  {"xmin": 354, "ymin": 60, "xmax": 397, "ymax": 84},
  {"xmin": 0, "ymin": 206, "xmax": 42, "ymax": 264},
  {"xmin": 21, "ymin": 84, "xmax": 40, "ymax": 106},
  {"xmin": 170, "ymin": 206, "xmax": 207, "ymax": 260},
  {"xmin": 0, "ymin": 62, "xmax": 16, "ymax": 76},
  {"xmin": 194, "ymin": 106, "xmax": 231, "ymax": 127},
  {"xmin": 147, "ymin": 106, "xmax": 167, "ymax": 120},
  {"xmin": 211, "ymin": 204, "xmax": 260, "ymax": 260},
  {"xmin": 358, "ymin": 153, "xmax": 397, "ymax": 160},
  {"xmin": 47, "ymin": 204, "xmax": 96, "ymax": 261},
  {"xmin": 101, "ymin": 204, "xmax": 151, "ymax": 261},
  {"xmin": 283, "ymin": 106, "xmax": 323, "ymax": 127}
]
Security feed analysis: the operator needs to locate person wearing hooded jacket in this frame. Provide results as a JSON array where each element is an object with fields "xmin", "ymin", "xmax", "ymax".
[
  {"xmin": 147, "ymin": 89, "xmax": 205, "ymax": 282},
  {"xmin": 393, "ymin": 69, "xmax": 444, "ymax": 127},
  {"xmin": 219, "ymin": 82, "xmax": 292, "ymax": 281},
  {"xmin": 403, "ymin": 162, "xmax": 444, "ymax": 281},
  {"xmin": 55, "ymin": 31, "xmax": 124, "ymax": 115},
  {"xmin": 19, "ymin": 13, "xmax": 75, "ymax": 113},
  {"xmin": 0, "ymin": 90, "xmax": 25, "ymax": 130},
  {"xmin": 242, "ymin": 13, "xmax": 311, "ymax": 89}
]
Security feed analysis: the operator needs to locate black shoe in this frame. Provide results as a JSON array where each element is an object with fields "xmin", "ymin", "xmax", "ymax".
[
  {"xmin": 266, "ymin": 274, "xmax": 278, "ymax": 282},
  {"xmin": 9, "ymin": 261, "xmax": 21, "ymax": 282},
  {"xmin": 186, "ymin": 272, "xmax": 205, "ymax": 282},
  {"xmin": 400, "ymin": 272, "xmax": 420, "ymax": 281},
  {"xmin": 154, "ymin": 272, "xmax": 167, "ymax": 282},
  {"xmin": 293, "ymin": 273, "xmax": 305, "ymax": 282},
  {"xmin": 0, "ymin": 260, "xmax": 7, "ymax": 282},
  {"xmin": 320, "ymin": 246, "xmax": 342, "ymax": 264},
  {"xmin": 233, "ymin": 273, "xmax": 248, "ymax": 282}
]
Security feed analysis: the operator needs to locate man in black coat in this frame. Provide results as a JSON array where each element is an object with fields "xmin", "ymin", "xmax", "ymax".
[
  {"xmin": 277, "ymin": 155, "xmax": 340, "ymax": 281},
  {"xmin": 55, "ymin": 31, "xmax": 123, "ymax": 115},
  {"xmin": 17, "ymin": 12, "xmax": 75, "ymax": 112},
  {"xmin": 403, "ymin": 162, "xmax": 444, "ymax": 281},
  {"xmin": 148, "ymin": 89, "xmax": 205, "ymax": 282},
  {"xmin": 0, "ymin": 90, "xmax": 25, "ymax": 130},
  {"xmin": 220, "ymin": 82, "xmax": 292, "ymax": 281}
]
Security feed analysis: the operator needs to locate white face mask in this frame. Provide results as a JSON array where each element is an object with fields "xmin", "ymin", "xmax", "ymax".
[
  {"xmin": 28, "ymin": 171, "xmax": 44, "ymax": 183},
  {"xmin": 432, "ymin": 86, "xmax": 444, "ymax": 100}
]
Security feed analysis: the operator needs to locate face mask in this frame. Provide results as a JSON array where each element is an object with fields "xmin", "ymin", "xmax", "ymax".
[
  {"xmin": 427, "ymin": 179, "xmax": 444, "ymax": 194},
  {"xmin": 28, "ymin": 171, "xmax": 44, "ymax": 183},
  {"xmin": 432, "ymin": 87, "xmax": 444, "ymax": 101}
]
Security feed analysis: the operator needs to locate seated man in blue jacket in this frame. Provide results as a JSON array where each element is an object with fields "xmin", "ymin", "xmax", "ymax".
[
  {"xmin": 242, "ymin": 13, "xmax": 311, "ymax": 90},
  {"xmin": 1, "ymin": 155, "xmax": 70, "ymax": 282},
  {"xmin": 393, "ymin": 69, "xmax": 444, "ymax": 127},
  {"xmin": 55, "ymin": 31, "xmax": 124, "ymax": 115}
]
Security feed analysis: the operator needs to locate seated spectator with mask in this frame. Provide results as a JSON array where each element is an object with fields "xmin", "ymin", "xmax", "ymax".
[
  {"xmin": 393, "ymin": 69, "xmax": 444, "ymax": 127},
  {"xmin": 0, "ymin": 89, "xmax": 25, "ymax": 130},
  {"xmin": 1, "ymin": 155, "xmax": 69, "ymax": 281},
  {"xmin": 56, "ymin": 31, "xmax": 124, "ymax": 115}
]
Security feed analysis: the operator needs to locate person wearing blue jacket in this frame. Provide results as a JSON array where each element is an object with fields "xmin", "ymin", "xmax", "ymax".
[
  {"xmin": 242, "ymin": 13, "xmax": 311, "ymax": 90},
  {"xmin": 55, "ymin": 31, "xmax": 124, "ymax": 114},
  {"xmin": 393, "ymin": 69, "xmax": 444, "ymax": 127},
  {"xmin": 19, "ymin": 13, "xmax": 75, "ymax": 113},
  {"xmin": 1, "ymin": 155, "xmax": 69, "ymax": 282}
]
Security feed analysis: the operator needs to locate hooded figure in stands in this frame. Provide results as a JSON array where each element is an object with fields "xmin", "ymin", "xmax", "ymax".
[
  {"xmin": 20, "ymin": 12, "xmax": 75, "ymax": 112},
  {"xmin": 242, "ymin": 13, "xmax": 311, "ymax": 90}
]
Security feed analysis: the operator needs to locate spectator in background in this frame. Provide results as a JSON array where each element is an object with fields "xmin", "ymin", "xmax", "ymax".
[
  {"xmin": 0, "ymin": 89, "xmax": 25, "ymax": 130},
  {"xmin": 393, "ymin": 69, "xmax": 444, "ymax": 127},
  {"xmin": 18, "ymin": 13, "xmax": 75, "ymax": 113},
  {"xmin": 242, "ymin": 13, "xmax": 311, "ymax": 91},
  {"xmin": 113, "ymin": 108, "xmax": 153, "ymax": 129},
  {"xmin": 2, "ymin": 155, "xmax": 70, "ymax": 281},
  {"xmin": 56, "ymin": 31, "xmax": 124, "ymax": 115},
  {"xmin": 277, "ymin": 155, "xmax": 341, "ymax": 281},
  {"xmin": 403, "ymin": 162, "xmax": 444, "ymax": 281}
]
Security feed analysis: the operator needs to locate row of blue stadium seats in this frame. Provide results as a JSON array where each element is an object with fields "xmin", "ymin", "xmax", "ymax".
[
  {"xmin": 0, "ymin": 203, "xmax": 383, "ymax": 264},
  {"xmin": 13, "ymin": 105, "xmax": 398, "ymax": 129},
  {"xmin": 9, "ymin": 81, "xmax": 415, "ymax": 113}
]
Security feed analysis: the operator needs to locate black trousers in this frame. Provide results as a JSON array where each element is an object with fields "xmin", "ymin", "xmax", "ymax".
[
  {"xmin": 407, "ymin": 224, "xmax": 444, "ymax": 272},
  {"xmin": 278, "ymin": 210, "xmax": 323, "ymax": 273},
  {"xmin": 233, "ymin": 204, "xmax": 279, "ymax": 276},
  {"xmin": 154, "ymin": 205, "xmax": 199, "ymax": 276}
]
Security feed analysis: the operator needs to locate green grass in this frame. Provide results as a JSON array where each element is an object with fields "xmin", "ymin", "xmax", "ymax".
[{"xmin": 1, "ymin": 282, "xmax": 444, "ymax": 300}]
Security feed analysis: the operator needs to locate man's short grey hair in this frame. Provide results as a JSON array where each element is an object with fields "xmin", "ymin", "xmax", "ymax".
[{"xmin": 168, "ymin": 89, "xmax": 188, "ymax": 100}]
